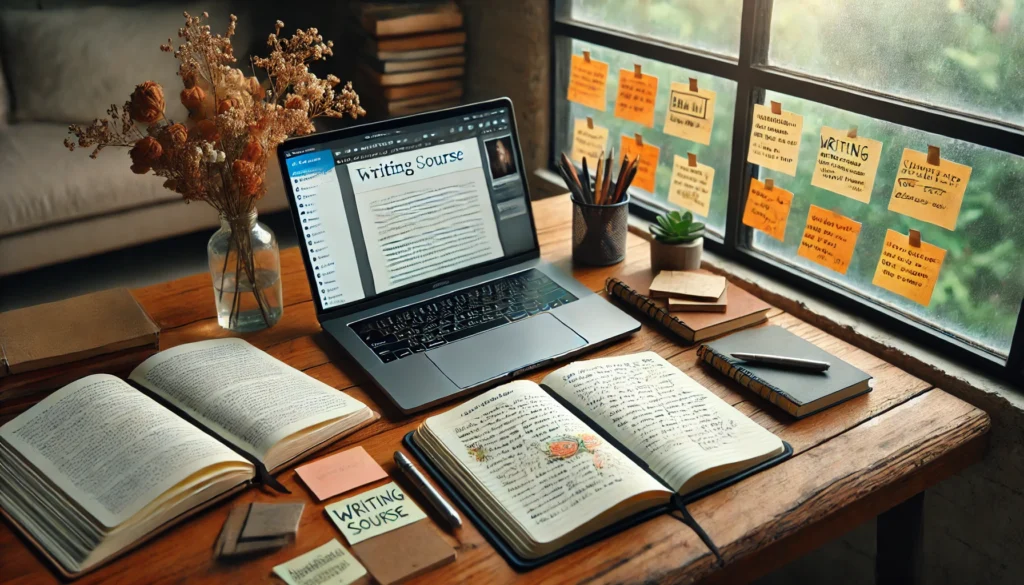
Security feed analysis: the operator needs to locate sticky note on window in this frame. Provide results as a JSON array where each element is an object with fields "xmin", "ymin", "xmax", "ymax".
[
  {"xmin": 747, "ymin": 103, "xmax": 803, "ymax": 176},
  {"xmin": 872, "ymin": 229, "xmax": 947, "ymax": 306},
  {"xmin": 797, "ymin": 205, "xmax": 862, "ymax": 275},
  {"xmin": 887, "ymin": 148, "xmax": 971, "ymax": 230},
  {"xmin": 570, "ymin": 119, "xmax": 609, "ymax": 165},
  {"xmin": 273, "ymin": 539, "xmax": 366, "ymax": 585},
  {"xmin": 613, "ymin": 69, "xmax": 659, "ymax": 127},
  {"xmin": 567, "ymin": 54, "xmax": 609, "ymax": 111},
  {"xmin": 663, "ymin": 82, "xmax": 716, "ymax": 145},
  {"xmin": 811, "ymin": 126, "xmax": 883, "ymax": 203},
  {"xmin": 326, "ymin": 482, "xmax": 427, "ymax": 546},
  {"xmin": 295, "ymin": 446, "xmax": 388, "ymax": 502},
  {"xmin": 668, "ymin": 155, "xmax": 714, "ymax": 217},
  {"xmin": 620, "ymin": 134, "xmax": 660, "ymax": 194},
  {"xmin": 742, "ymin": 178, "xmax": 793, "ymax": 241}
]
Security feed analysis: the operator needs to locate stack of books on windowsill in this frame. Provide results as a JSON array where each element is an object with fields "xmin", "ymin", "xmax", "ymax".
[{"xmin": 348, "ymin": 1, "xmax": 466, "ymax": 118}]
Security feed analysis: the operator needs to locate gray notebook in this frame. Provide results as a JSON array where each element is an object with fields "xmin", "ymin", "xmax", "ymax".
[{"xmin": 697, "ymin": 325, "xmax": 873, "ymax": 418}]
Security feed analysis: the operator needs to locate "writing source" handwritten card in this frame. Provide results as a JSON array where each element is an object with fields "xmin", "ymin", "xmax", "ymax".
[
  {"xmin": 620, "ymin": 134, "xmax": 661, "ymax": 194},
  {"xmin": 887, "ymin": 148, "xmax": 972, "ymax": 231},
  {"xmin": 662, "ymin": 82, "xmax": 716, "ymax": 145},
  {"xmin": 747, "ymin": 103, "xmax": 803, "ymax": 176},
  {"xmin": 570, "ymin": 119, "xmax": 609, "ymax": 165},
  {"xmin": 810, "ymin": 126, "xmax": 883, "ymax": 203},
  {"xmin": 797, "ymin": 205, "xmax": 863, "ymax": 275},
  {"xmin": 566, "ymin": 54, "xmax": 609, "ymax": 111},
  {"xmin": 326, "ymin": 482, "xmax": 427, "ymax": 546},
  {"xmin": 613, "ymin": 69, "xmax": 659, "ymax": 127},
  {"xmin": 742, "ymin": 178, "xmax": 793, "ymax": 241},
  {"xmin": 273, "ymin": 539, "xmax": 367, "ymax": 585},
  {"xmin": 871, "ymin": 229, "xmax": 947, "ymax": 306},
  {"xmin": 668, "ymin": 155, "xmax": 715, "ymax": 217}
]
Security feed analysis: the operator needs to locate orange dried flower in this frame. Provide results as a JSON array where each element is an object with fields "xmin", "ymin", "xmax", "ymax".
[
  {"xmin": 284, "ymin": 95, "xmax": 306, "ymax": 110},
  {"xmin": 166, "ymin": 123, "xmax": 188, "ymax": 146},
  {"xmin": 193, "ymin": 119, "xmax": 219, "ymax": 141},
  {"xmin": 232, "ymin": 159, "xmax": 262, "ymax": 197},
  {"xmin": 129, "ymin": 81, "xmax": 165, "ymax": 124},
  {"xmin": 129, "ymin": 136, "xmax": 163, "ymax": 174},
  {"xmin": 217, "ymin": 98, "xmax": 238, "ymax": 114},
  {"xmin": 180, "ymin": 86, "xmax": 206, "ymax": 111},
  {"xmin": 240, "ymin": 139, "xmax": 263, "ymax": 162}
]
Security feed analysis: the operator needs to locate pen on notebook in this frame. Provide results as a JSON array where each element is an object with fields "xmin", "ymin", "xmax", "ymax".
[
  {"xmin": 730, "ymin": 352, "xmax": 831, "ymax": 372},
  {"xmin": 394, "ymin": 451, "xmax": 462, "ymax": 529}
]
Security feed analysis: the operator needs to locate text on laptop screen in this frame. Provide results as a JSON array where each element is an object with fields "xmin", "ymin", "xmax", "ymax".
[{"xmin": 283, "ymin": 107, "xmax": 533, "ymax": 310}]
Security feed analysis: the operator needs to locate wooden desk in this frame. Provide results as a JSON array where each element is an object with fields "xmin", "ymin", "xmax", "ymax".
[{"xmin": 1, "ymin": 195, "xmax": 989, "ymax": 585}]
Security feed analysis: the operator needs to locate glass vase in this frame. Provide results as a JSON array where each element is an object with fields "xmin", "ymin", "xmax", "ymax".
[{"xmin": 207, "ymin": 210, "xmax": 283, "ymax": 332}]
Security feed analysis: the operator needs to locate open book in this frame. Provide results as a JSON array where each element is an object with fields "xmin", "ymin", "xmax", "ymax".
[
  {"xmin": 0, "ymin": 339, "xmax": 376, "ymax": 577},
  {"xmin": 410, "ymin": 352, "xmax": 787, "ymax": 563}
]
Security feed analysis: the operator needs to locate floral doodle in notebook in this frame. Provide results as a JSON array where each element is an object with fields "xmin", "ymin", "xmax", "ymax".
[{"xmin": 543, "ymin": 433, "xmax": 605, "ymax": 469}]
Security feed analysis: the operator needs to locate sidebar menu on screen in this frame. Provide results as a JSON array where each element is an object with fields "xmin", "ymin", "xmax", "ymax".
[{"xmin": 286, "ymin": 151, "xmax": 365, "ymax": 309}]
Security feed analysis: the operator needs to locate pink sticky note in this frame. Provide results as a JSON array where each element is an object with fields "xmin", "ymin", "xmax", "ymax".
[{"xmin": 295, "ymin": 446, "xmax": 388, "ymax": 501}]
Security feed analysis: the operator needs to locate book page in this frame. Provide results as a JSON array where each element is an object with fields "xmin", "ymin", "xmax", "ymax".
[
  {"xmin": 542, "ymin": 352, "xmax": 783, "ymax": 493},
  {"xmin": 0, "ymin": 374, "xmax": 248, "ymax": 528},
  {"xmin": 129, "ymin": 339, "xmax": 366, "ymax": 462},
  {"xmin": 423, "ymin": 381, "xmax": 669, "ymax": 545}
]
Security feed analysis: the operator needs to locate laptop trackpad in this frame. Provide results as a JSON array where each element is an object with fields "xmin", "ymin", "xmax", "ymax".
[{"xmin": 426, "ymin": 313, "xmax": 586, "ymax": 388}]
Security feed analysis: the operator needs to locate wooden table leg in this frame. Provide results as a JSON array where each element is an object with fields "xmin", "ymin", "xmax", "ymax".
[{"xmin": 875, "ymin": 491, "xmax": 924, "ymax": 585}]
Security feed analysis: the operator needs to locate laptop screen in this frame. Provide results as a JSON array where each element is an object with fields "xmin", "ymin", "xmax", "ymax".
[{"xmin": 282, "ymin": 105, "xmax": 535, "ymax": 311}]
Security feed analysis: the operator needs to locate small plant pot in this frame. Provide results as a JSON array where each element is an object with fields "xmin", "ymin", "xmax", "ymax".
[{"xmin": 650, "ymin": 237, "xmax": 704, "ymax": 272}]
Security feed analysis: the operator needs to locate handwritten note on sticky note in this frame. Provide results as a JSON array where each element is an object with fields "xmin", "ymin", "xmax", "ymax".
[
  {"xmin": 747, "ymin": 103, "xmax": 803, "ymax": 176},
  {"xmin": 273, "ymin": 539, "xmax": 366, "ymax": 585},
  {"xmin": 620, "ymin": 134, "xmax": 660, "ymax": 194},
  {"xmin": 668, "ymin": 155, "xmax": 714, "ymax": 217},
  {"xmin": 570, "ymin": 119, "xmax": 609, "ymax": 164},
  {"xmin": 296, "ymin": 446, "xmax": 388, "ymax": 502},
  {"xmin": 663, "ymin": 82, "xmax": 716, "ymax": 145},
  {"xmin": 797, "ymin": 205, "xmax": 862, "ymax": 275},
  {"xmin": 613, "ymin": 69, "xmax": 659, "ymax": 127},
  {"xmin": 742, "ymin": 178, "xmax": 793, "ymax": 241},
  {"xmin": 887, "ymin": 148, "xmax": 972, "ymax": 230},
  {"xmin": 811, "ymin": 126, "xmax": 883, "ymax": 203},
  {"xmin": 567, "ymin": 54, "xmax": 609, "ymax": 111},
  {"xmin": 872, "ymin": 229, "xmax": 947, "ymax": 305},
  {"xmin": 326, "ymin": 482, "xmax": 427, "ymax": 546}
]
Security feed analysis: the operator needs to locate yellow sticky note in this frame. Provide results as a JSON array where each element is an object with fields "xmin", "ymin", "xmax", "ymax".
[
  {"xmin": 668, "ymin": 155, "xmax": 715, "ymax": 217},
  {"xmin": 810, "ymin": 126, "xmax": 883, "ymax": 203},
  {"xmin": 325, "ymin": 482, "xmax": 427, "ymax": 545},
  {"xmin": 613, "ymin": 69, "xmax": 659, "ymax": 128},
  {"xmin": 620, "ymin": 134, "xmax": 660, "ymax": 194},
  {"xmin": 872, "ymin": 229, "xmax": 947, "ymax": 306},
  {"xmin": 273, "ymin": 540, "xmax": 366, "ymax": 585},
  {"xmin": 747, "ymin": 103, "xmax": 803, "ymax": 176},
  {"xmin": 570, "ymin": 119, "xmax": 609, "ymax": 165},
  {"xmin": 663, "ymin": 82, "xmax": 716, "ymax": 145},
  {"xmin": 887, "ymin": 148, "xmax": 972, "ymax": 230},
  {"xmin": 797, "ymin": 205, "xmax": 863, "ymax": 275},
  {"xmin": 567, "ymin": 54, "xmax": 609, "ymax": 111},
  {"xmin": 742, "ymin": 178, "xmax": 793, "ymax": 241}
]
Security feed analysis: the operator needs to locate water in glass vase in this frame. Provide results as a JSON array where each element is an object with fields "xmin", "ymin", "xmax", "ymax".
[
  {"xmin": 213, "ymin": 268, "xmax": 283, "ymax": 331},
  {"xmin": 208, "ymin": 211, "xmax": 284, "ymax": 332}
]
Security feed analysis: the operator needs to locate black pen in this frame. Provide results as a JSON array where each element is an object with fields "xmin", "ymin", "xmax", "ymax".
[
  {"xmin": 731, "ymin": 352, "xmax": 831, "ymax": 372},
  {"xmin": 394, "ymin": 451, "xmax": 462, "ymax": 529}
]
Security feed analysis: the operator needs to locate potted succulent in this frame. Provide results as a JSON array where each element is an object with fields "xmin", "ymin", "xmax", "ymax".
[{"xmin": 649, "ymin": 210, "xmax": 705, "ymax": 272}]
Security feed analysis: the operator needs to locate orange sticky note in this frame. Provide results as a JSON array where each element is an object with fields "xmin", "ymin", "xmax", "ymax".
[
  {"xmin": 613, "ymin": 69, "xmax": 659, "ymax": 127},
  {"xmin": 872, "ymin": 229, "xmax": 947, "ymax": 306},
  {"xmin": 747, "ymin": 103, "xmax": 803, "ymax": 176},
  {"xmin": 887, "ymin": 148, "xmax": 972, "ymax": 230},
  {"xmin": 295, "ymin": 446, "xmax": 388, "ymax": 502},
  {"xmin": 620, "ymin": 134, "xmax": 660, "ymax": 194},
  {"xmin": 567, "ymin": 54, "xmax": 609, "ymax": 111},
  {"xmin": 742, "ymin": 177, "xmax": 793, "ymax": 241},
  {"xmin": 797, "ymin": 205, "xmax": 862, "ymax": 275},
  {"xmin": 811, "ymin": 126, "xmax": 883, "ymax": 203}
]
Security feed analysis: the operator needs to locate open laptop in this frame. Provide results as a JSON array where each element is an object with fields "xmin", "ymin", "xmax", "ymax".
[{"xmin": 278, "ymin": 98, "xmax": 639, "ymax": 413}]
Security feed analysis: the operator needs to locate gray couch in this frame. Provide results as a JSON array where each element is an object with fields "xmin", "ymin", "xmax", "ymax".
[{"xmin": 0, "ymin": 3, "xmax": 289, "ymax": 277}]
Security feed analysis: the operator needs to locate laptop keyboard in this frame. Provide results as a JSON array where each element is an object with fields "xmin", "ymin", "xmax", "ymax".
[{"xmin": 351, "ymin": 269, "xmax": 578, "ymax": 363}]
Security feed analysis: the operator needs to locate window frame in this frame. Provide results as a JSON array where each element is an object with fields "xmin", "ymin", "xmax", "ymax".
[{"xmin": 550, "ymin": 0, "xmax": 1024, "ymax": 382}]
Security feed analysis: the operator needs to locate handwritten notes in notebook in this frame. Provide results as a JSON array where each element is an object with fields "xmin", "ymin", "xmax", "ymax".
[
  {"xmin": 614, "ymin": 69, "xmax": 659, "ymax": 127},
  {"xmin": 620, "ymin": 134, "xmax": 660, "ymax": 193},
  {"xmin": 872, "ymin": 229, "xmax": 947, "ymax": 306},
  {"xmin": 567, "ymin": 54, "xmax": 608, "ymax": 110},
  {"xmin": 742, "ymin": 178, "xmax": 793, "ymax": 241},
  {"xmin": 570, "ymin": 118, "xmax": 609, "ymax": 164},
  {"xmin": 797, "ymin": 205, "xmax": 862, "ymax": 275},
  {"xmin": 295, "ymin": 446, "xmax": 388, "ymax": 502},
  {"xmin": 668, "ymin": 155, "xmax": 715, "ymax": 217},
  {"xmin": 663, "ymin": 82, "xmax": 716, "ymax": 145},
  {"xmin": 747, "ymin": 103, "xmax": 803, "ymax": 176},
  {"xmin": 273, "ymin": 540, "xmax": 366, "ymax": 585},
  {"xmin": 887, "ymin": 148, "xmax": 972, "ymax": 230},
  {"xmin": 326, "ymin": 482, "xmax": 426, "ymax": 545},
  {"xmin": 811, "ymin": 127, "xmax": 883, "ymax": 203}
]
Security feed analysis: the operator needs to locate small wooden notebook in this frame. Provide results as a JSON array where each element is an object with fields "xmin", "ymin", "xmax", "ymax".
[
  {"xmin": 352, "ymin": 521, "xmax": 455, "ymax": 585},
  {"xmin": 668, "ymin": 288, "xmax": 728, "ymax": 313}
]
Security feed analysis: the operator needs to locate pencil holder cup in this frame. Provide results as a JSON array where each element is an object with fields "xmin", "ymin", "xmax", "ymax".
[{"xmin": 572, "ymin": 194, "xmax": 630, "ymax": 266}]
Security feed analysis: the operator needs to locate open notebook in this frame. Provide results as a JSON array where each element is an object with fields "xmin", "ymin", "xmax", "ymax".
[
  {"xmin": 0, "ymin": 339, "xmax": 376, "ymax": 577},
  {"xmin": 407, "ymin": 352, "xmax": 789, "ymax": 566}
]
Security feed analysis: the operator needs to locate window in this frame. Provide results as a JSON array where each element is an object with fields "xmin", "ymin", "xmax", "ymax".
[{"xmin": 552, "ymin": 0, "xmax": 1024, "ymax": 378}]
